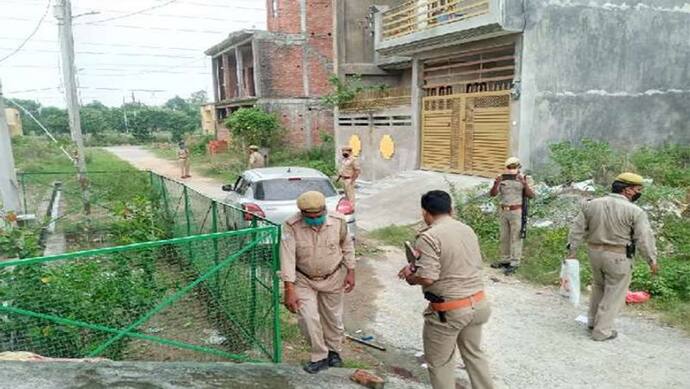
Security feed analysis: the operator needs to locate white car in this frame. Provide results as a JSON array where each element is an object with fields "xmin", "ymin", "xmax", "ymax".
[{"xmin": 221, "ymin": 167, "xmax": 356, "ymax": 237}]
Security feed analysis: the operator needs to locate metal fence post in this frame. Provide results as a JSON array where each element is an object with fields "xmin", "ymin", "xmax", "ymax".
[
  {"xmin": 211, "ymin": 200, "xmax": 220, "ymax": 297},
  {"xmin": 19, "ymin": 173, "xmax": 27, "ymax": 214},
  {"xmin": 183, "ymin": 185, "xmax": 192, "ymax": 260},
  {"xmin": 272, "ymin": 226, "xmax": 282, "ymax": 363}
]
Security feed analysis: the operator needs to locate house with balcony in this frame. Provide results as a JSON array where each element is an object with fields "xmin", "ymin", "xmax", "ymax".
[
  {"xmin": 205, "ymin": 1, "xmax": 335, "ymax": 147},
  {"xmin": 335, "ymin": 0, "xmax": 690, "ymax": 179}
]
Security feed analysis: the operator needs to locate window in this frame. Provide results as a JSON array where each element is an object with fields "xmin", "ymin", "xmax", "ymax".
[
  {"xmin": 235, "ymin": 177, "xmax": 251, "ymax": 195},
  {"xmin": 271, "ymin": 0, "xmax": 279, "ymax": 18},
  {"xmin": 254, "ymin": 178, "xmax": 336, "ymax": 201}
]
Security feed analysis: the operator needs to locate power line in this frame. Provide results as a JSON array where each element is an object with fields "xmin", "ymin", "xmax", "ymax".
[
  {"xmin": 0, "ymin": 46, "xmax": 199, "ymax": 58},
  {"xmin": 0, "ymin": 0, "xmax": 51, "ymax": 64},
  {"xmin": 78, "ymin": 0, "xmax": 179, "ymax": 25},
  {"xmin": 0, "ymin": 36, "xmax": 203, "ymax": 52}
]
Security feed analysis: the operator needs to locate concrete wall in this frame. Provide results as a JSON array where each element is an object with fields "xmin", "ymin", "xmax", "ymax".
[
  {"xmin": 260, "ymin": 99, "xmax": 334, "ymax": 148},
  {"xmin": 519, "ymin": 0, "xmax": 690, "ymax": 167},
  {"xmin": 335, "ymin": 0, "xmax": 401, "ymax": 66},
  {"xmin": 336, "ymin": 106, "xmax": 416, "ymax": 181}
]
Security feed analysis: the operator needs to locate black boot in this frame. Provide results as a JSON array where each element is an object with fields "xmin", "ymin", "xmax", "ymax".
[
  {"xmin": 503, "ymin": 264, "xmax": 519, "ymax": 275},
  {"xmin": 490, "ymin": 261, "xmax": 510, "ymax": 269},
  {"xmin": 303, "ymin": 358, "xmax": 329, "ymax": 374},
  {"xmin": 327, "ymin": 351, "xmax": 343, "ymax": 368}
]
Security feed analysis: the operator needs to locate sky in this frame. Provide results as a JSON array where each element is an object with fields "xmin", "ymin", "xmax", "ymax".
[{"xmin": 0, "ymin": 0, "xmax": 266, "ymax": 107}]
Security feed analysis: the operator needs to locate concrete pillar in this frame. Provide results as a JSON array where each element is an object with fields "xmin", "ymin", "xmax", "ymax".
[
  {"xmin": 235, "ymin": 46, "xmax": 244, "ymax": 98},
  {"xmin": 0, "ymin": 82, "xmax": 21, "ymax": 214},
  {"xmin": 251, "ymin": 38, "xmax": 261, "ymax": 98},
  {"xmin": 372, "ymin": 5, "xmax": 389, "ymax": 65},
  {"xmin": 222, "ymin": 54, "xmax": 231, "ymax": 99},
  {"xmin": 411, "ymin": 57, "xmax": 424, "ymax": 169},
  {"xmin": 211, "ymin": 57, "xmax": 219, "ymax": 102}
]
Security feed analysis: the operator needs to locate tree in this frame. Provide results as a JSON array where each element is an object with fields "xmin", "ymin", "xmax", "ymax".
[
  {"xmin": 8, "ymin": 98, "xmax": 42, "ymax": 134},
  {"xmin": 225, "ymin": 107, "xmax": 283, "ymax": 148},
  {"xmin": 40, "ymin": 107, "xmax": 70, "ymax": 134},
  {"xmin": 189, "ymin": 90, "xmax": 208, "ymax": 106},
  {"xmin": 80, "ymin": 107, "xmax": 109, "ymax": 135},
  {"xmin": 164, "ymin": 96, "xmax": 190, "ymax": 112}
]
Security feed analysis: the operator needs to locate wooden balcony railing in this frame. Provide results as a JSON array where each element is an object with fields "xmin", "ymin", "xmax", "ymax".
[
  {"xmin": 340, "ymin": 87, "xmax": 411, "ymax": 112},
  {"xmin": 382, "ymin": 0, "xmax": 490, "ymax": 41}
]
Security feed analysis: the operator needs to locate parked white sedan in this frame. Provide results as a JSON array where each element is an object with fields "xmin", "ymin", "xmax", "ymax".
[{"xmin": 221, "ymin": 167, "xmax": 356, "ymax": 237}]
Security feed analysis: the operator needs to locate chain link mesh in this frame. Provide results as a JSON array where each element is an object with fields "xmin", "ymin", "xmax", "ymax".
[{"xmin": 3, "ymin": 172, "xmax": 281, "ymax": 362}]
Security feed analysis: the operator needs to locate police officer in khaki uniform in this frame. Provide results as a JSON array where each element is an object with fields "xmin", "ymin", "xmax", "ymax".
[
  {"xmin": 281, "ymin": 191, "xmax": 356, "ymax": 373},
  {"xmin": 338, "ymin": 146, "xmax": 361, "ymax": 206},
  {"xmin": 248, "ymin": 145, "xmax": 265, "ymax": 169},
  {"xmin": 489, "ymin": 157, "xmax": 534, "ymax": 275},
  {"xmin": 568, "ymin": 173, "xmax": 658, "ymax": 341},
  {"xmin": 399, "ymin": 190, "xmax": 493, "ymax": 389},
  {"xmin": 177, "ymin": 141, "xmax": 191, "ymax": 179}
]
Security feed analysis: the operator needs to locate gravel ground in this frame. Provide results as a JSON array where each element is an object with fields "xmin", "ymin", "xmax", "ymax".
[{"xmin": 363, "ymin": 246, "xmax": 690, "ymax": 389}]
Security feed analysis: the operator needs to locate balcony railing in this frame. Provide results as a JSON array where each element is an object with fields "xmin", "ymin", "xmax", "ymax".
[
  {"xmin": 340, "ymin": 87, "xmax": 411, "ymax": 112},
  {"xmin": 382, "ymin": 0, "xmax": 490, "ymax": 41}
]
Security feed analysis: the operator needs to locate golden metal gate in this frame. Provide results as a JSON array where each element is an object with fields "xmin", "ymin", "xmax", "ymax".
[{"xmin": 421, "ymin": 91, "xmax": 510, "ymax": 177}]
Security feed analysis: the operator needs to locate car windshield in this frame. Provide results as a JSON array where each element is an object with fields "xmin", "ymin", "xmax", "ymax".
[{"xmin": 254, "ymin": 178, "xmax": 336, "ymax": 201}]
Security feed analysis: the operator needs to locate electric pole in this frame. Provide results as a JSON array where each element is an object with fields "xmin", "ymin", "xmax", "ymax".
[
  {"xmin": 55, "ymin": 0, "xmax": 90, "ymax": 214},
  {"xmin": 0, "ymin": 79, "xmax": 22, "ymax": 214}
]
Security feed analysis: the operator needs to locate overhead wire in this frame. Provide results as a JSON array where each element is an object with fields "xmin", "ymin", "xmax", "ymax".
[
  {"xmin": 0, "ymin": 0, "xmax": 51, "ymax": 64},
  {"xmin": 77, "ymin": 0, "xmax": 180, "ymax": 25}
]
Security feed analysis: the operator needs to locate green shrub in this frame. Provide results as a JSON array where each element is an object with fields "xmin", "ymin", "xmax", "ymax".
[
  {"xmin": 225, "ymin": 108, "xmax": 283, "ymax": 148},
  {"xmin": 630, "ymin": 145, "xmax": 690, "ymax": 188},
  {"xmin": 540, "ymin": 139, "xmax": 623, "ymax": 186}
]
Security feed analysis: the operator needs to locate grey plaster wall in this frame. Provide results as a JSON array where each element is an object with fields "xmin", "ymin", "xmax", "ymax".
[
  {"xmin": 336, "ymin": 106, "xmax": 416, "ymax": 181},
  {"xmin": 519, "ymin": 0, "xmax": 690, "ymax": 167}
]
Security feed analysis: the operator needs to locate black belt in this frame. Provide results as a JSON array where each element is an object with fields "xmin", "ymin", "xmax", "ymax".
[{"xmin": 297, "ymin": 263, "xmax": 343, "ymax": 281}]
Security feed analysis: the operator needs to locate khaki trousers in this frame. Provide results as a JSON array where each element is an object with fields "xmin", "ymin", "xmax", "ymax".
[
  {"xmin": 499, "ymin": 210, "xmax": 522, "ymax": 266},
  {"xmin": 295, "ymin": 267, "xmax": 346, "ymax": 362},
  {"xmin": 343, "ymin": 179, "xmax": 356, "ymax": 207},
  {"xmin": 423, "ymin": 299, "xmax": 493, "ymax": 389},
  {"xmin": 588, "ymin": 249, "xmax": 632, "ymax": 340},
  {"xmin": 179, "ymin": 158, "xmax": 190, "ymax": 177}
]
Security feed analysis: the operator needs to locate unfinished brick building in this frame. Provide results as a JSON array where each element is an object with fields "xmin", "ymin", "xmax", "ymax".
[{"xmin": 205, "ymin": 0, "xmax": 334, "ymax": 148}]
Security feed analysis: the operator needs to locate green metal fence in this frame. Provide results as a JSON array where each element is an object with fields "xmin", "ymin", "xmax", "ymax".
[{"xmin": 2, "ymin": 171, "xmax": 282, "ymax": 362}]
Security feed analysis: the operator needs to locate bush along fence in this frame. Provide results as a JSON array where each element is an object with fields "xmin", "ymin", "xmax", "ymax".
[{"xmin": 1, "ymin": 171, "xmax": 282, "ymax": 362}]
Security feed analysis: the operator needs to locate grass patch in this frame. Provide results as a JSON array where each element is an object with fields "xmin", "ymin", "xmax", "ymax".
[
  {"xmin": 367, "ymin": 225, "xmax": 416, "ymax": 247},
  {"xmin": 344, "ymin": 360, "xmax": 374, "ymax": 369},
  {"xmin": 13, "ymin": 136, "xmax": 138, "ymax": 173}
]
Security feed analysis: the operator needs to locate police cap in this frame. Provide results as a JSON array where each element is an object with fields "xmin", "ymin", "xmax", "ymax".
[
  {"xmin": 616, "ymin": 172, "xmax": 644, "ymax": 186},
  {"xmin": 297, "ymin": 191, "xmax": 326, "ymax": 212},
  {"xmin": 505, "ymin": 157, "xmax": 521, "ymax": 167}
]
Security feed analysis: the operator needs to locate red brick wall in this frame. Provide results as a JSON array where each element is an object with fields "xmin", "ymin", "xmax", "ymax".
[
  {"xmin": 266, "ymin": 0, "xmax": 301, "ymax": 34},
  {"xmin": 256, "ymin": 39, "xmax": 305, "ymax": 98}
]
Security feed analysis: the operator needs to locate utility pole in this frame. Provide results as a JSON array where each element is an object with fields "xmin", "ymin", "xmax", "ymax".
[
  {"xmin": 0, "ymin": 80, "xmax": 22, "ymax": 214},
  {"xmin": 55, "ymin": 0, "xmax": 90, "ymax": 214}
]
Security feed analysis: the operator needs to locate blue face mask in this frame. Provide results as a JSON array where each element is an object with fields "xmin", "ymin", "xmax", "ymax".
[{"xmin": 304, "ymin": 214, "xmax": 326, "ymax": 226}]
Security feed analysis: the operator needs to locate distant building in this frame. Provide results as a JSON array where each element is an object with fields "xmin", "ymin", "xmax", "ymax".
[
  {"xmin": 205, "ymin": 1, "xmax": 335, "ymax": 148},
  {"xmin": 200, "ymin": 104, "xmax": 216, "ymax": 136},
  {"xmin": 335, "ymin": 0, "xmax": 690, "ymax": 180},
  {"xmin": 5, "ymin": 108, "xmax": 22, "ymax": 137}
]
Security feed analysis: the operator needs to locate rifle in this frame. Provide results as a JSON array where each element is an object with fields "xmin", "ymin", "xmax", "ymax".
[
  {"xmin": 404, "ymin": 240, "xmax": 418, "ymax": 272},
  {"xmin": 520, "ymin": 187, "xmax": 529, "ymax": 239}
]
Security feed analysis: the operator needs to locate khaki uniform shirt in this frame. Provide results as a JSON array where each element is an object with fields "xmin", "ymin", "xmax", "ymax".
[
  {"xmin": 568, "ymin": 193, "xmax": 657, "ymax": 265},
  {"xmin": 414, "ymin": 216, "xmax": 485, "ymax": 300},
  {"xmin": 280, "ymin": 213, "xmax": 355, "ymax": 283},
  {"xmin": 249, "ymin": 151, "xmax": 265, "ymax": 169},
  {"xmin": 338, "ymin": 157, "xmax": 361, "ymax": 178},
  {"xmin": 498, "ymin": 177, "xmax": 524, "ymax": 206},
  {"xmin": 177, "ymin": 149, "xmax": 189, "ymax": 160}
]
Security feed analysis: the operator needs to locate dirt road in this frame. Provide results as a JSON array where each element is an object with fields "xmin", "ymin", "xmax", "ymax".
[{"xmin": 106, "ymin": 145, "xmax": 690, "ymax": 388}]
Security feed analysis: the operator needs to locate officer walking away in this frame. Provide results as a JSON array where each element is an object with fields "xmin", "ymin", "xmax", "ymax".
[
  {"xmin": 338, "ymin": 146, "xmax": 361, "ymax": 206},
  {"xmin": 281, "ymin": 191, "xmax": 356, "ymax": 374},
  {"xmin": 177, "ymin": 141, "xmax": 191, "ymax": 179},
  {"xmin": 489, "ymin": 157, "xmax": 534, "ymax": 275},
  {"xmin": 248, "ymin": 145, "xmax": 265, "ymax": 169},
  {"xmin": 399, "ymin": 190, "xmax": 493, "ymax": 389},
  {"xmin": 568, "ymin": 173, "xmax": 658, "ymax": 341}
]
